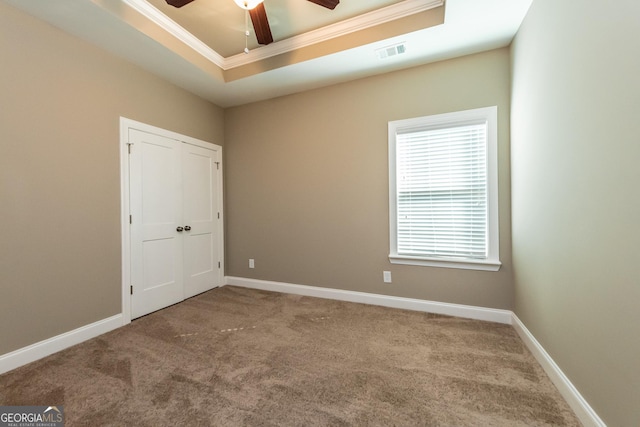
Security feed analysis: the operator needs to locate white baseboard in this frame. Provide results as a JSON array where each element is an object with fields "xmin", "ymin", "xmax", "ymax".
[
  {"xmin": 0, "ymin": 314, "xmax": 123, "ymax": 375},
  {"xmin": 225, "ymin": 276, "xmax": 513, "ymax": 324},
  {"xmin": 511, "ymin": 314, "xmax": 606, "ymax": 427}
]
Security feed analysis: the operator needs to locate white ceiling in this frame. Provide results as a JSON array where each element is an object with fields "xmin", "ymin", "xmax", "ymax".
[{"xmin": 3, "ymin": 0, "xmax": 532, "ymax": 108}]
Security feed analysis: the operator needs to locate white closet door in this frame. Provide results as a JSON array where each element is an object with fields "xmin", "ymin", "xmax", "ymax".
[
  {"xmin": 130, "ymin": 129, "xmax": 184, "ymax": 319},
  {"xmin": 182, "ymin": 143, "xmax": 221, "ymax": 298}
]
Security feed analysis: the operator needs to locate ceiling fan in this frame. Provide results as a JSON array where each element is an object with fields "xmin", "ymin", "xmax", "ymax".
[{"xmin": 165, "ymin": 0, "xmax": 340, "ymax": 46}]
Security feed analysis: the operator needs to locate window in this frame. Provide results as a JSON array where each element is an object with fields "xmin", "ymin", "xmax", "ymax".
[{"xmin": 388, "ymin": 106, "xmax": 501, "ymax": 271}]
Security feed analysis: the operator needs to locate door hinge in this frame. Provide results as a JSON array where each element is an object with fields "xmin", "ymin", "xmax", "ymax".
[
  {"xmin": 218, "ymin": 261, "xmax": 221, "ymax": 269},
  {"xmin": 129, "ymin": 215, "xmax": 132, "ymax": 224},
  {"xmin": 215, "ymin": 161, "xmax": 220, "ymax": 170},
  {"xmin": 217, "ymin": 212, "xmax": 220, "ymax": 219},
  {"xmin": 127, "ymin": 143, "xmax": 133, "ymax": 154},
  {"xmin": 130, "ymin": 285, "xmax": 133, "ymax": 295}
]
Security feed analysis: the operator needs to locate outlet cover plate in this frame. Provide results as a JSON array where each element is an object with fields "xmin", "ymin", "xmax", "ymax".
[{"xmin": 383, "ymin": 271, "xmax": 392, "ymax": 283}]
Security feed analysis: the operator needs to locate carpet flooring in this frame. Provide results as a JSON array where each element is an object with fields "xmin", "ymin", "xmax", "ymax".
[{"xmin": 1, "ymin": 286, "xmax": 580, "ymax": 426}]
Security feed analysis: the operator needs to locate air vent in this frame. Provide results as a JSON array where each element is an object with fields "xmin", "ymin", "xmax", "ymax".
[{"xmin": 376, "ymin": 42, "xmax": 407, "ymax": 60}]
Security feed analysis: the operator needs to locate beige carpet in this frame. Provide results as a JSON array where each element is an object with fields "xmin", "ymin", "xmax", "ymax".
[{"xmin": 1, "ymin": 286, "xmax": 580, "ymax": 426}]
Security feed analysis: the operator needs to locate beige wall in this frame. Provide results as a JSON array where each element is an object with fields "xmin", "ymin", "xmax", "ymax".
[
  {"xmin": 225, "ymin": 48, "xmax": 513, "ymax": 310},
  {"xmin": 0, "ymin": 2, "xmax": 224, "ymax": 355},
  {"xmin": 511, "ymin": 1, "xmax": 640, "ymax": 425}
]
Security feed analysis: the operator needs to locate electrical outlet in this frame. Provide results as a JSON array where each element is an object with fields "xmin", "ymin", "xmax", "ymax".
[
  {"xmin": 383, "ymin": 271, "xmax": 392, "ymax": 283},
  {"xmin": 249, "ymin": 259, "xmax": 255, "ymax": 269}
]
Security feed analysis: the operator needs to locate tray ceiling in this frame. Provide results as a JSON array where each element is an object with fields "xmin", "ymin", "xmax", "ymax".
[
  {"xmin": 2, "ymin": 0, "xmax": 533, "ymax": 107},
  {"xmin": 146, "ymin": 0, "xmax": 407, "ymax": 57}
]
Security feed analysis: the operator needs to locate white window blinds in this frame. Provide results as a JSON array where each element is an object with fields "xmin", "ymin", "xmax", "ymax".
[
  {"xmin": 396, "ymin": 122, "xmax": 488, "ymax": 259},
  {"xmin": 389, "ymin": 106, "xmax": 500, "ymax": 271}
]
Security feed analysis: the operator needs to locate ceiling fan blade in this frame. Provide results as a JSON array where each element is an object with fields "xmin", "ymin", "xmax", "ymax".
[
  {"xmin": 307, "ymin": 0, "xmax": 339, "ymax": 10},
  {"xmin": 165, "ymin": 0, "xmax": 195, "ymax": 7},
  {"xmin": 249, "ymin": 3, "xmax": 274, "ymax": 45}
]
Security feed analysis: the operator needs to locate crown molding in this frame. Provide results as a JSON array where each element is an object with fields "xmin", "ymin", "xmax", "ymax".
[
  {"xmin": 122, "ymin": 0, "xmax": 226, "ymax": 67},
  {"xmin": 123, "ymin": 0, "xmax": 443, "ymax": 71}
]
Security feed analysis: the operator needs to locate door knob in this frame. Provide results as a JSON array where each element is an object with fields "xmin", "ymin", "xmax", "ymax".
[
  {"xmin": 176, "ymin": 226, "xmax": 184, "ymax": 232},
  {"xmin": 184, "ymin": 226, "xmax": 191, "ymax": 231}
]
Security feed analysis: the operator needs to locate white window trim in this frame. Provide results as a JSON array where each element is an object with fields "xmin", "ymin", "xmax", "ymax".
[{"xmin": 388, "ymin": 106, "xmax": 501, "ymax": 272}]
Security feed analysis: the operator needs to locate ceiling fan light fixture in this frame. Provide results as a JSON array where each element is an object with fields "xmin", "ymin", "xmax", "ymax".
[{"xmin": 233, "ymin": 0, "xmax": 264, "ymax": 10}]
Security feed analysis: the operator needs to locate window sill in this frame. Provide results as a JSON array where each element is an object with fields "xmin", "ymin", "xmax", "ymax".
[{"xmin": 389, "ymin": 254, "xmax": 501, "ymax": 272}]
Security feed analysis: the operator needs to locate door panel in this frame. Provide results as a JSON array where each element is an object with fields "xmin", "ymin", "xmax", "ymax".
[
  {"xmin": 130, "ymin": 130, "xmax": 184, "ymax": 319},
  {"xmin": 143, "ymin": 239, "xmax": 177, "ymax": 289},
  {"xmin": 188, "ymin": 233, "xmax": 214, "ymax": 274},
  {"xmin": 182, "ymin": 143, "xmax": 220, "ymax": 298}
]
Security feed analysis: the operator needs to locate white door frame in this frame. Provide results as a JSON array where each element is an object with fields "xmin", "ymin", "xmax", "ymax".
[{"xmin": 119, "ymin": 117, "xmax": 224, "ymax": 324}]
